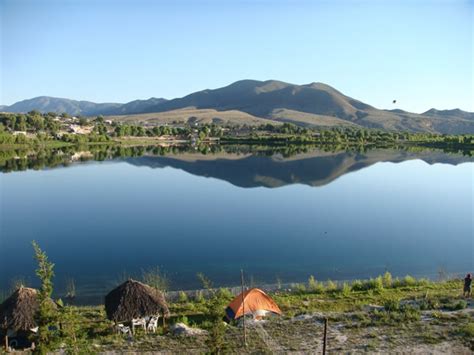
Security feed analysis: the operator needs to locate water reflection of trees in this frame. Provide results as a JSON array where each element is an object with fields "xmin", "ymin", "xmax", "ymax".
[{"xmin": 0, "ymin": 142, "xmax": 472, "ymax": 173}]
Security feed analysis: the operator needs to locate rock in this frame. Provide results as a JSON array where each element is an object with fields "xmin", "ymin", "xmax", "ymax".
[
  {"xmin": 293, "ymin": 314, "xmax": 314, "ymax": 321},
  {"xmin": 171, "ymin": 323, "xmax": 208, "ymax": 336},
  {"xmin": 292, "ymin": 312, "xmax": 326, "ymax": 322},
  {"xmin": 335, "ymin": 335, "xmax": 348, "ymax": 343},
  {"xmin": 237, "ymin": 318, "xmax": 266, "ymax": 327}
]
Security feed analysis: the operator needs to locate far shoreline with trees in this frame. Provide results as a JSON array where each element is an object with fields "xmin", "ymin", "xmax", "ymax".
[{"xmin": 0, "ymin": 111, "xmax": 472, "ymax": 154}]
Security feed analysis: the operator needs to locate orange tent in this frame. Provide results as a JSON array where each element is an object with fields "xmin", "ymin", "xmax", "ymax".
[{"xmin": 225, "ymin": 288, "xmax": 282, "ymax": 320}]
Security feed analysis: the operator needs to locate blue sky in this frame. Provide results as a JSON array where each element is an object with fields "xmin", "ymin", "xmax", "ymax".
[{"xmin": 1, "ymin": 0, "xmax": 472, "ymax": 113}]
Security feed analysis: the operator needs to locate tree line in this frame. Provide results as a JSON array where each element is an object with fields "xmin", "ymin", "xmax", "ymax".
[{"xmin": 1, "ymin": 111, "xmax": 473, "ymax": 148}]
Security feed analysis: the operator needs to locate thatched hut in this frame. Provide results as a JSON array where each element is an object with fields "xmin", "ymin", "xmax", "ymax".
[
  {"xmin": 105, "ymin": 280, "xmax": 170, "ymax": 323},
  {"xmin": 0, "ymin": 287, "xmax": 39, "ymax": 350},
  {"xmin": 0, "ymin": 287, "xmax": 39, "ymax": 332}
]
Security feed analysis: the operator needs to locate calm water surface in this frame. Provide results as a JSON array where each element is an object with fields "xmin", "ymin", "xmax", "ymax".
[{"xmin": 1, "ymin": 149, "xmax": 473, "ymax": 303}]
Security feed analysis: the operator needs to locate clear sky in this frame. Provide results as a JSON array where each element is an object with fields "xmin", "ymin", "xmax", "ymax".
[{"xmin": 1, "ymin": 0, "xmax": 472, "ymax": 113}]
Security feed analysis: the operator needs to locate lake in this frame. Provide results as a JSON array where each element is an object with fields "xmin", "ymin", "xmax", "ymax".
[{"xmin": 0, "ymin": 146, "xmax": 473, "ymax": 303}]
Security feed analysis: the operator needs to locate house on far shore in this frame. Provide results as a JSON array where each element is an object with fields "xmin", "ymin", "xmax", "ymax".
[{"xmin": 68, "ymin": 124, "xmax": 93, "ymax": 134}]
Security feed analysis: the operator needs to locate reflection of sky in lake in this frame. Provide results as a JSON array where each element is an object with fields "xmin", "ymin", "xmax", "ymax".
[{"xmin": 1, "ymin": 157, "xmax": 473, "ymax": 303}]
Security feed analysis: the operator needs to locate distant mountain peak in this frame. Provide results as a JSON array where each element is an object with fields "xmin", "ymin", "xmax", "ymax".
[
  {"xmin": 1, "ymin": 96, "xmax": 167, "ymax": 116},
  {"xmin": 424, "ymin": 108, "xmax": 464, "ymax": 115}
]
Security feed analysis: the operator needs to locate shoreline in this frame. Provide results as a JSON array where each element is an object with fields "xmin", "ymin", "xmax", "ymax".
[{"xmin": 18, "ymin": 269, "xmax": 469, "ymax": 307}]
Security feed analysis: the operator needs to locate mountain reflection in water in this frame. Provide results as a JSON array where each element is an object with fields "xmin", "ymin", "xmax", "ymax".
[{"xmin": 1, "ymin": 144, "xmax": 472, "ymax": 189}]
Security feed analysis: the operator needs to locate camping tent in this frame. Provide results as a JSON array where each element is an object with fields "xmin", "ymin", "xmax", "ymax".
[{"xmin": 225, "ymin": 288, "xmax": 282, "ymax": 321}]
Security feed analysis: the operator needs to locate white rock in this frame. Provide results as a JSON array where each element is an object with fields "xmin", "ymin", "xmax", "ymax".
[
  {"xmin": 335, "ymin": 335, "xmax": 348, "ymax": 343},
  {"xmin": 171, "ymin": 323, "xmax": 208, "ymax": 336}
]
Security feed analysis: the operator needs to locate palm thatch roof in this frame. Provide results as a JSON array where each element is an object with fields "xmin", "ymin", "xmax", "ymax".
[
  {"xmin": 0, "ymin": 287, "xmax": 39, "ymax": 331},
  {"xmin": 105, "ymin": 279, "xmax": 170, "ymax": 322}
]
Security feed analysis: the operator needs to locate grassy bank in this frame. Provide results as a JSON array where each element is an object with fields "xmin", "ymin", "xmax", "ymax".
[{"xmin": 12, "ymin": 276, "xmax": 470, "ymax": 353}]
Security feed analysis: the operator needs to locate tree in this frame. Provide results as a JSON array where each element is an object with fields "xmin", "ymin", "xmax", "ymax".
[
  {"xmin": 15, "ymin": 115, "xmax": 27, "ymax": 131},
  {"xmin": 197, "ymin": 273, "xmax": 228, "ymax": 354},
  {"xmin": 93, "ymin": 123, "xmax": 107, "ymax": 135},
  {"xmin": 78, "ymin": 117, "xmax": 88, "ymax": 126},
  {"xmin": 94, "ymin": 115, "xmax": 104, "ymax": 124},
  {"xmin": 59, "ymin": 306, "xmax": 91, "ymax": 354},
  {"xmin": 32, "ymin": 241, "xmax": 59, "ymax": 354},
  {"xmin": 28, "ymin": 114, "xmax": 45, "ymax": 131}
]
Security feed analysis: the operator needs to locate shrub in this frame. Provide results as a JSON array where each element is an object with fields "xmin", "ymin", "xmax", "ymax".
[
  {"xmin": 197, "ymin": 273, "xmax": 228, "ymax": 354},
  {"xmin": 444, "ymin": 300, "xmax": 468, "ymax": 311},
  {"xmin": 418, "ymin": 298, "xmax": 440, "ymax": 310},
  {"xmin": 308, "ymin": 275, "xmax": 317, "ymax": 291},
  {"xmin": 458, "ymin": 322, "xmax": 474, "ymax": 339},
  {"xmin": 392, "ymin": 277, "xmax": 402, "ymax": 288},
  {"xmin": 417, "ymin": 278, "xmax": 430, "ymax": 286},
  {"xmin": 382, "ymin": 272, "xmax": 392, "ymax": 288},
  {"xmin": 308, "ymin": 276, "xmax": 325, "ymax": 293},
  {"xmin": 403, "ymin": 275, "xmax": 417, "ymax": 287},
  {"xmin": 342, "ymin": 282, "xmax": 351, "ymax": 297},
  {"xmin": 351, "ymin": 280, "xmax": 364, "ymax": 291},
  {"xmin": 195, "ymin": 290, "xmax": 204, "ymax": 303},
  {"xmin": 178, "ymin": 291, "xmax": 188, "ymax": 303},
  {"xmin": 454, "ymin": 300, "xmax": 468, "ymax": 310},
  {"xmin": 295, "ymin": 283, "xmax": 307, "ymax": 294},
  {"xmin": 400, "ymin": 305, "xmax": 421, "ymax": 321},
  {"xmin": 384, "ymin": 299, "xmax": 400, "ymax": 312},
  {"xmin": 59, "ymin": 306, "xmax": 91, "ymax": 353},
  {"xmin": 373, "ymin": 276, "xmax": 384, "ymax": 291},
  {"xmin": 326, "ymin": 280, "xmax": 337, "ymax": 292},
  {"xmin": 176, "ymin": 315, "xmax": 189, "ymax": 325},
  {"xmin": 217, "ymin": 288, "xmax": 233, "ymax": 300}
]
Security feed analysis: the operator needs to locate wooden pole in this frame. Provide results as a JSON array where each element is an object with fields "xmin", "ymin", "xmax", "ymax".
[
  {"xmin": 322, "ymin": 317, "xmax": 328, "ymax": 355},
  {"xmin": 241, "ymin": 269, "xmax": 247, "ymax": 347},
  {"xmin": 4, "ymin": 335, "xmax": 8, "ymax": 352}
]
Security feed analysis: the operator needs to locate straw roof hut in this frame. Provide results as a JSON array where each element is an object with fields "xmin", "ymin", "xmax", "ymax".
[
  {"xmin": 0, "ymin": 287, "xmax": 39, "ymax": 332},
  {"xmin": 105, "ymin": 280, "xmax": 170, "ymax": 322}
]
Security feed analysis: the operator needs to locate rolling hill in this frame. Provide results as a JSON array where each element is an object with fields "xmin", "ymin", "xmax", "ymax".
[
  {"xmin": 2, "ymin": 80, "xmax": 473, "ymax": 134},
  {"xmin": 1, "ymin": 96, "xmax": 167, "ymax": 116},
  {"xmin": 142, "ymin": 80, "xmax": 474, "ymax": 134}
]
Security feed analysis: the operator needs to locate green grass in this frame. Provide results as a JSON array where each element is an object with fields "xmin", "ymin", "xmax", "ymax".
[
  {"xmin": 52, "ymin": 277, "xmax": 470, "ymax": 353},
  {"xmin": 2, "ymin": 274, "xmax": 471, "ymax": 352},
  {"xmin": 458, "ymin": 322, "xmax": 474, "ymax": 338}
]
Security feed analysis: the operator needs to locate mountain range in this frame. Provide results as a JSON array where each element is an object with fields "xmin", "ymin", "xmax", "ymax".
[{"xmin": 2, "ymin": 80, "xmax": 473, "ymax": 134}]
